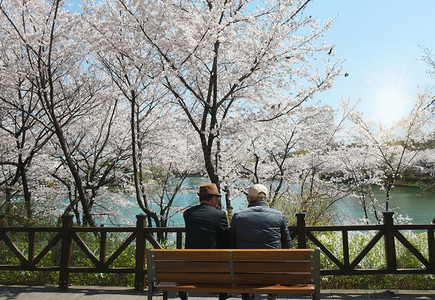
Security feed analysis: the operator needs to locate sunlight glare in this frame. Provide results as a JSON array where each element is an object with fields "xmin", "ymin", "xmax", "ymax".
[
  {"xmin": 371, "ymin": 83, "xmax": 411, "ymax": 124},
  {"xmin": 365, "ymin": 62, "xmax": 414, "ymax": 125}
]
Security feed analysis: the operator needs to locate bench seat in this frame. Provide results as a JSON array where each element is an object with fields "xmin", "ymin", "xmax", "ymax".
[
  {"xmin": 153, "ymin": 282, "xmax": 316, "ymax": 294},
  {"xmin": 146, "ymin": 249, "xmax": 320, "ymax": 300}
]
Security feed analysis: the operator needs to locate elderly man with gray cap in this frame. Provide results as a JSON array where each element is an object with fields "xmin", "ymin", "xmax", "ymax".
[{"xmin": 230, "ymin": 184, "xmax": 291, "ymax": 300}]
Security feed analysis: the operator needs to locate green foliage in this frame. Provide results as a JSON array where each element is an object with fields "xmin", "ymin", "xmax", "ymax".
[
  {"xmin": 316, "ymin": 231, "xmax": 435, "ymax": 289},
  {"xmin": 274, "ymin": 194, "xmax": 336, "ymax": 226},
  {"xmin": 159, "ymin": 233, "xmax": 182, "ymax": 249},
  {"xmin": 0, "ymin": 270, "xmax": 57, "ymax": 286},
  {"xmin": 0, "ymin": 231, "xmax": 59, "ymax": 285},
  {"xmin": 0, "ymin": 231, "xmax": 137, "ymax": 287},
  {"xmin": 68, "ymin": 232, "xmax": 137, "ymax": 286},
  {"xmin": 322, "ymin": 274, "xmax": 435, "ymax": 290}
]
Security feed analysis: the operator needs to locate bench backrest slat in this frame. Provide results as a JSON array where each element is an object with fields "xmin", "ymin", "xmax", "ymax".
[
  {"xmin": 149, "ymin": 249, "xmax": 316, "ymax": 285},
  {"xmin": 152, "ymin": 249, "xmax": 312, "ymax": 261},
  {"xmin": 232, "ymin": 250, "xmax": 312, "ymax": 261},
  {"xmin": 234, "ymin": 261, "xmax": 310, "ymax": 273},
  {"xmin": 156, "ymin": 261, "xmax": 230, "ymax": 273},
  {"xmin": 153, "ymin": 250, "xmax": 229, "ymax": 261},
  {"xmin": 156, "ymin": 272, "xmax": 232, "ymax": 284}
]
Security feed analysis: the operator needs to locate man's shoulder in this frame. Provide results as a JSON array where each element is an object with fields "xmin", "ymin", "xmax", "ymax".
[
  {"xmin": 232, "ymin": 207, "xmax": 256, "ymax": 218},
  {"xmin": 184, "ymin": 204, "xmax": 199, "ymax": 213},
  {"xmin": 266, "ymin": 207, "xmax": 285, "ymax": 215},
  {"xmin": 185, "ymin": 203, "xmax": 225, "ymax": 215},
  {"xmin": 234, "ymin": 206, "xmax": 284, "ymax": 218}
]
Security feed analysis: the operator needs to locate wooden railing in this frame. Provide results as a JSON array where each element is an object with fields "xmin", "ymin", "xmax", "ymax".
[
  {"xmin": 0, "ymin": 212, "xmax": 434, "ymax": 290},
  {"xmin": 291, "ymin": 211, "xmax": 435, "ymax": 275}
]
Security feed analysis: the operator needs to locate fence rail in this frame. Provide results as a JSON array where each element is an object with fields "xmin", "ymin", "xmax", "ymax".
[{"xmin": 0, "ymin": 211, "xmax": 434, "ymax": 290}]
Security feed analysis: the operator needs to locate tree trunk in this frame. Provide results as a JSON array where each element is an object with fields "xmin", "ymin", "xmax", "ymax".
[
  {"xmin": 223, "ymin": 186, "xmax": 232, "ymax": 217},
  {"xmin": 18, "ymin": 156, "xmax": 32, "ymax": 219},
  {"xmin": 130, "ymin": 92, "xmax": 160, "ymax": 227},
  {"xmin": 52, "ymin": 119, "xmax": 95, "ymax": 226}
]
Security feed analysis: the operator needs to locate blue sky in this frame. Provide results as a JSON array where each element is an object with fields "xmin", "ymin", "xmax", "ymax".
[
  {"xmin": 67, "ymin": 0, "xmax": 434, "ymax": 125},
  {"xmin": 306, "ymin": 0, "xmax": 435, "ymax": 124}
]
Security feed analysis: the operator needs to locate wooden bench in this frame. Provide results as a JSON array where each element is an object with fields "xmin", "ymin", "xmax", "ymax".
[{"xmin": 146, "ymin": 248, "xmax": 320, "ymax": 300}]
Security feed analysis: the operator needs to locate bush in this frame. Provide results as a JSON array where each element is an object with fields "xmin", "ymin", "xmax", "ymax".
[
  {"xmin": 317, "ymin": 231, "xmax": 435, "ymax": 289},
  {"xmin": 0, "ymin": 230, "xmax": 137, "ymax": 287}
]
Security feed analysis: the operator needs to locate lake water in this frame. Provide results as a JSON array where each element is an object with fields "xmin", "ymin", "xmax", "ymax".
[
  {"xmin": 336, "ymin": 186, "xmax": 435, "ymax": 224},
  {"xmin": 157, "ymin": 177, "xmax": 435, "ymax": 226}
]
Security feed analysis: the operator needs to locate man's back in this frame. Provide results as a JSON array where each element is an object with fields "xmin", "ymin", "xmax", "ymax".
[
  {"xmin": 230, "ymin": 200, "xmax": 290, "ymax": 249},
  {"xmin": 184, "ymin": 203, "xmax": 229, "ymax": 249}
]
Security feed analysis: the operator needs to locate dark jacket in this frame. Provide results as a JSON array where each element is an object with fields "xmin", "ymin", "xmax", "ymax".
[
  {"xmin": 230, "ymin": 201, "xmax": 291, "ymax": 249},
  {"xmin": 183, "ymin": 203, "xmax": 229, "ymax": 249}
]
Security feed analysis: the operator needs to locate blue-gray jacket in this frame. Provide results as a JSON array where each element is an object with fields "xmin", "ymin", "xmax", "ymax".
[{"xmin": 230, "ymin": 201, "xmax": 291, "ymax": 249}]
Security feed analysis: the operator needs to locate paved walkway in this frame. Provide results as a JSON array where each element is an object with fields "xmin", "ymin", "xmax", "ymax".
[{"xmin": 0, "ymin": 285, "xmax": 434, "ymax": 300}]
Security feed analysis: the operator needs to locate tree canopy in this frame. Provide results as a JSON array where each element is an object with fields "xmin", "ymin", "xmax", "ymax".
[{"xmin": 0, "ymin": 0, "xmax": 433, "ymax": 228}]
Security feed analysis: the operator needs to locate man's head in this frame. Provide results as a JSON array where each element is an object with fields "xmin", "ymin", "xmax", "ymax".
[
  {"xmin": 248, "ymin": 184, "xmax": 268, "ymax": 202},
  {"xmin": 197, "ymin": 183, "xmax": 221, "ymax": 208}
]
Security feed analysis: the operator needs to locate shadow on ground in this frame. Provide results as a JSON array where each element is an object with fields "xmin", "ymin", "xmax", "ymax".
[{"xmin": 0, "ymin": 285, "xmax": 434, "ymax": 300}]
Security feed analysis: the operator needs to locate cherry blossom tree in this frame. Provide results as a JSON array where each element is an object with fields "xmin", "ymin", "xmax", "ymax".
[
  {"xmin": 0, "ymin": 0, "xmax": 106, "ymax": 225},
  {"xmin": 0, "ymin": 75, "xmax": 54, "ymax": 220},
  {"xmin": 220, "ymin": 103, "xmax": 353, "ymax": 224},
  {"xmin": 48, "ymin": 95, "xmax": 133, "ymax": 224},
  {"xmin": 347, "ymin": 94, "xmax": 434, "ymax": 212},
  {"xmin": 79, "ymin": 1, "xmax": 206, "ymax": 228},
  {"xmin": 139, "ymin": 107, "xmax": 203, "ymax": 237},
  {"xmin": 0, "ymin": 0, "xmax": 361, "ymax": 229},
  {"xmin": 421, "ymin": 47, "xmax": 434, "ymax": 111},
  {"xmin": 329, "ymin": 143, "xmax": 384, "ymax": 224},
  {"xmin": 111, "ymin": 0, "xmax": 342, "ymax": 211},
  {"xmin": 0, "ymin": 1, "xmax": 58, "ymax": 221}
]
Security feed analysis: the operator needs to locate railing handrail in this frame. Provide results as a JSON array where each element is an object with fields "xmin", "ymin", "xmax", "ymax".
[{"xmin": 0, "ymin": 212, "xmax": 434, "ymax": 290}]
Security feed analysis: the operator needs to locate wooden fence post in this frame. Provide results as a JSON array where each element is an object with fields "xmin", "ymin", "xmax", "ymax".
[
  {"xmin": 429, "ymin": 219, "xmax": 435, "ymax": 269},
  {"xmin": 135, "ymin": 214, "xmax": 146, "ymax": 291},
  {"xmin": 100, "ymin": 230, "xmax": 107, "ymax": 265},
  {"xmin": 176, "ymin": 230, "xmax": 183, "ymax": 249},
  {"xmin": 296, "ymin": 212, "xmax": 307, "ymax": 249},
  {"xmin": 28, "ymin": 231, "xmax": 35, "ymax": 267},
  {"xmin": 383, "ymin": 211, "xmax": 397, "ymax": 271},
  {"xmin": 0, "ymin": 214, "xmax": 4, "ymax": 252},
  {"xmin": 342, "ymin": 229, "xmax": 350, "ymax": 270},
  {"xmin": 59, "ymin": 214, "xmax": 73, "ymax": 288}
]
